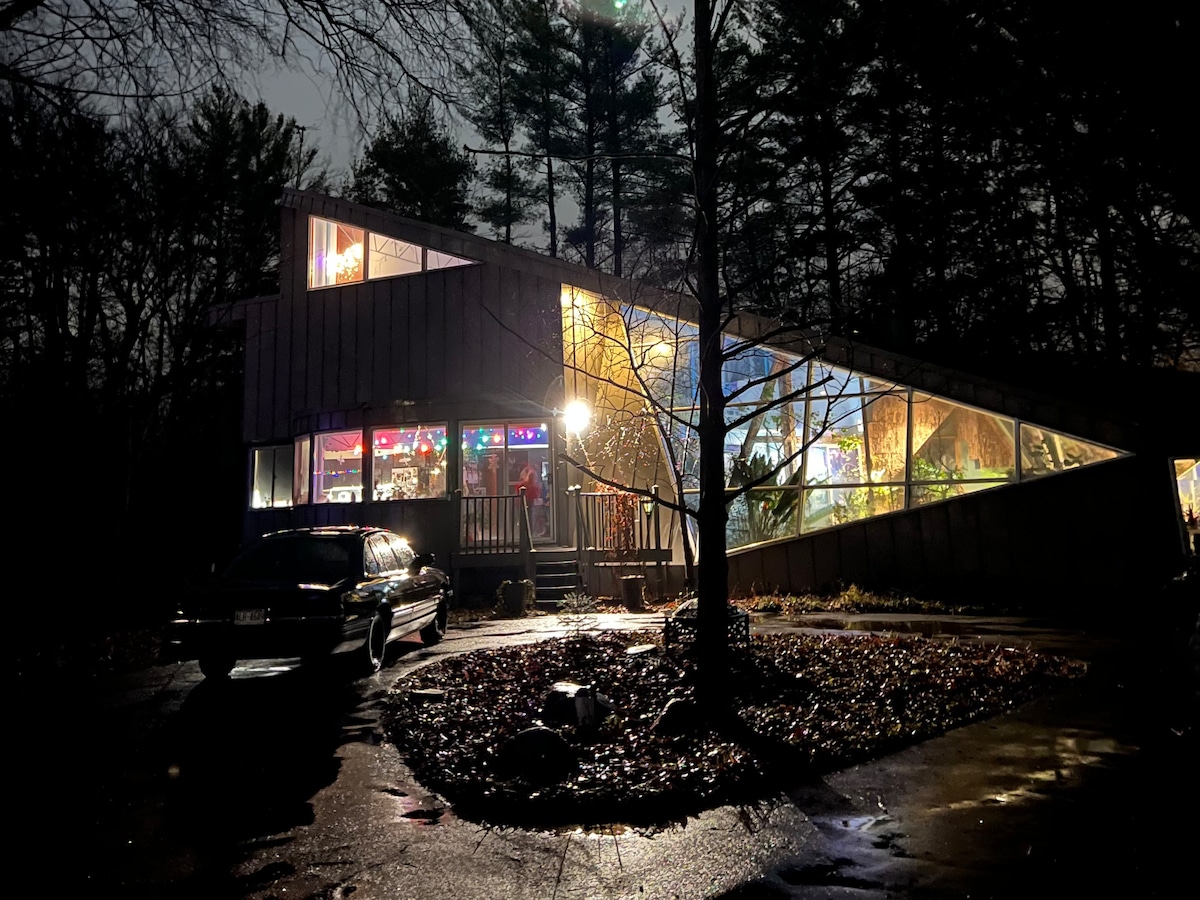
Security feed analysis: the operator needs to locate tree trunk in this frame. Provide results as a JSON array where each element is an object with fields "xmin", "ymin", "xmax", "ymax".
[{"xmin": 692, "ymin": 0, "xmax": 730, "ymax": 713}]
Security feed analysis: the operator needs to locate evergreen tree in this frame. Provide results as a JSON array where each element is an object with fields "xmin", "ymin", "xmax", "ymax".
[
  {"xmin": 509, "ymin": 0, "xmax": 573, "ymax": 257},
  {"xmin": 348, "ymin": 94, "xmax": 477, "ymax": 230},
  {"xmin": 458, "ymin": 0, "xmax": 540, "ymax": 243}
]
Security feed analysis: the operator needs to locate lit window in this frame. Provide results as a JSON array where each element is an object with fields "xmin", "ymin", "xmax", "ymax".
[
  {"xmin": 369, "ymin": 234, "xmax": 423, "ymax": 279},
  {"xmin": 310, "ymin": 218, "xmax": 364, "ymax": 288},
  {"xmin": 314, "ymin": 430, "xmax": 363, "ymax": 503},
  {"xmin": 310, "ymin": 216, "xmax": 477, "ymax": 288},
  {"xmin": 1020, "ymin": 424, "xmax": 1120, "ymax": 478},
  {"xmin": 427, "ymin": 249, "xmax": 474, "ymax": 269},
  {"xmin": 251, "ymin": 446, "xmax": 293, "ymax": 508},
  {"xmin": 293, "ymin": 436, "xmax": 311, "ymax": 505},
  {"xmin": 1178, "ymin": 459, "xmax": 1199, "ymax": 531},
  {"xmin": 372, "ymin": 425, "xmax": 448, "ymax": 500},
  {"xmin": 911, "ymin": 394, "xmax": 1016, "ymax": 483}
]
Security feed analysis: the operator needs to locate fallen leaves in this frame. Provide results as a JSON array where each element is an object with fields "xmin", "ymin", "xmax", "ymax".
[{"xmin": 381, "ymin": 630, "xmax": 1086, "ymax": 830}]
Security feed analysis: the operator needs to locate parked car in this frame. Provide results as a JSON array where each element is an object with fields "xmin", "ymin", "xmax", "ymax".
[{"xmin": 167, "ymin": 526, "xmax": 451, "ymax": 679}]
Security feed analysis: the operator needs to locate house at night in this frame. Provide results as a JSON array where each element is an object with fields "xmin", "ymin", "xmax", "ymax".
[{"xmin": 235, "ymin": 189, "xmax": 1196, "ymax": 606}]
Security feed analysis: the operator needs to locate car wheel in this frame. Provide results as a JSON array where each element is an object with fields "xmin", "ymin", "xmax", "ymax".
[
  {"xmin": 199, "ymin": 656, "xmax": 235, "ymax": 679},
  {"xmin": 420, "ymin": 598, "xmax": 448, "ymax": 646},
  {"xmin": 362, "ymin": 611, "xmax": 389, "ymax": 674}
]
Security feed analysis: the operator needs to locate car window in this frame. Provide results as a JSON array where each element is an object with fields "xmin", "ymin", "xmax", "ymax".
[
  {"xmin": 370, "ymin": 534, "xmax": 399, "ymax": 574},
  {"xmin": 389, "ymin": 535, "xmax": 416, "ymax": 571},
  {"xmin": 224, "ymin": 534, "xmax": 359, "ymax": 583},
  {"xmin": 363, "ymin": 540, "xmax": 382, "ymax": 576}
]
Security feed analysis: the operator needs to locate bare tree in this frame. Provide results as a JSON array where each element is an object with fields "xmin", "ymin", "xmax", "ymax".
[{"xmin": 1, "ymin": 0, "xmax": 473, "ymax": 117}]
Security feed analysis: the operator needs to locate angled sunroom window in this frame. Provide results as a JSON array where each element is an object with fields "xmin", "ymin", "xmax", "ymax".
[
  {"xmin": 369, "ymin": 234, "xmax": 423, "ymax": 278},
  {"xmin": 1019, "ymin": 424, "xmax": 1120, "ymax": 478},
  {"xmin": 309, "ymin": 216, "xmax": 478, "ymax": 288},
  {"xmin": 428, "ymin": 249, "xmax": 475, "ymax": 269}
]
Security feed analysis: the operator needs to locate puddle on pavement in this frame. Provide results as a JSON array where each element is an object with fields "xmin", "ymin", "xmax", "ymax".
[{"xmin": 779, "ymin": 617, "xmax": 983, "ymax": 638}]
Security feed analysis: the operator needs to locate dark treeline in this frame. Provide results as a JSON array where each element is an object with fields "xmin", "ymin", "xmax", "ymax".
[
  {"xmin": 455, "ymin": 0, "xmax": 1196, "ymax": 377},
  {"xmin": 1, "ymin": 88, "xmax": 326, "ymax": 590},
  {"xmin": 2, "ymin": 0, "xmax": 1195, "ymax": 603}
]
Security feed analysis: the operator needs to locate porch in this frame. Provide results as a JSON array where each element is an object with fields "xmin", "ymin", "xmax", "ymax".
[{"xmin": 451, "ymin": 486, "xmax": 676, "ymax": 607}]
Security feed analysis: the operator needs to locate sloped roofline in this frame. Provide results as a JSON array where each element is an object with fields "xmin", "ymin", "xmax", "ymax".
[{"xmin": 280, "ymin": 189, "xmax": 1148, "ymax": 451}]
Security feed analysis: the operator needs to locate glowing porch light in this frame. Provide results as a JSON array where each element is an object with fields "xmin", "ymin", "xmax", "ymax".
[{"xmin": 563, "ymin": 400, "xmax": 591, "ymax": 436}]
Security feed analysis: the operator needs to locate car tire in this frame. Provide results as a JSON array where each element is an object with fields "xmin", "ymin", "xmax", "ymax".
[
  {"xmin": 420, "ymin": 598, "xmax": 448, "ymax": 646},
  {"xmin": 362, "ymin": 611, "xmax": 389, "ymax": 674},
  {"xmin": 199, "ymin": 656, "xmax": 235, "ymax": 679}
]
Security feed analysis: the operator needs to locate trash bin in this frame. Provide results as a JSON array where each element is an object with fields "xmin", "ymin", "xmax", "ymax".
[
  {"xmin": 502, "ymin": 579, "xmax": 532, "ymax": 616},
  {"xmin": 620, "ymin": 574, "xmax": 645, "ymax": 610}
]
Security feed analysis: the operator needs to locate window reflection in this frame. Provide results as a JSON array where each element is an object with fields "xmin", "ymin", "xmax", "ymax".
[
  {"xmin": 1020, "ymin": 424, "xmax": 1119, "ymax": 478},
  {"xmin": 911, "ymin": 394, "xmax": 1015, "ymax": 482}
]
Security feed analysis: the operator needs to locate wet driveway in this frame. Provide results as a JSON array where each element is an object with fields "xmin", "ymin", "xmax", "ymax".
[{"xmin": 12, "ymin": 605, "xmax": 1198, "ymax": 899}]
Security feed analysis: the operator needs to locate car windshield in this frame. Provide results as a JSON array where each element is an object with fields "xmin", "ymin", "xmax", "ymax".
[{"xmin": 223, "ymin": 533, "xmax": 359, "ymax": 584}]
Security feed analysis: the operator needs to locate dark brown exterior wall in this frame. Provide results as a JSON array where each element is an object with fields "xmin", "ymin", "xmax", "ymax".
[
  {"xmin": 240, "ymin": 197, "xmax": 572, "ymax": 551},
  {"xmin": 727, "ymin": 454, "xmax": 1182, "ymax": 604}
]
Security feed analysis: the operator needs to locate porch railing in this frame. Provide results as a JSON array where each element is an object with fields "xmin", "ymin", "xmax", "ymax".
[
  {"xmin": 457, "ymin": 488, "xmax": 533, "ymax": 561},
  {"xmin": 571, "ymin": 485, "xmax": 666, "ymax": 559}
]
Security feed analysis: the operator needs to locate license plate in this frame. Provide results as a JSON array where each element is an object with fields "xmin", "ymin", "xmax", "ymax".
[{"xmin": 235, "ymin": 609, "xmax": 266, "ymax": 625}]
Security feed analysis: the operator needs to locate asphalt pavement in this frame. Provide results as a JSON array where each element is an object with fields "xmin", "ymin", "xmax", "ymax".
[{"xmin": 13, "ymin": 601, "xmax": 1198, "ymax": 899}]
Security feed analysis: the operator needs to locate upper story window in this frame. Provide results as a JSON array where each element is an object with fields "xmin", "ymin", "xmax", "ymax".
[
  {"xmin": 310, "ymin": 218, "xmax": 365, "ymax": 288},
  {"xmin": 308, "ymin": 216, "xmax": 476, "ymax": 289}
]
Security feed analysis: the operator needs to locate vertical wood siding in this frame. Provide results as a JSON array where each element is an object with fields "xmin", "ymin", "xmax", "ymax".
[{"xmin": 243, "ymin": 202, "xmax": 571, "ymax": 445}]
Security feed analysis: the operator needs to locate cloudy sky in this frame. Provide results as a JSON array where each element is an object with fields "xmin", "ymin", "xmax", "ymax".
[{"xmin": 249, "ymin": 2, "xmax": 691, "ymax": 181}]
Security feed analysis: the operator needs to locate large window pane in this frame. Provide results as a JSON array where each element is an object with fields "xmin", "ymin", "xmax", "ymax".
[
  {"xmin": 251, "ymin": 446, "xmax": 293, "ymax": 508},
  {"xmin": 806, "ymin": 396, "xmax": 870, "ymax": 485},
  {"xmin": 810, "ymin": 362, "xmax": 899, "ymax": 396},
  {"xmin": 368, "ymin": 234, "xmax": 422, "ymax": 279},
  {"xmin": 727, "ymin": 402, "xmax": 804, "ymax": 487},
  {"xmin": 293, "ymin": 436, "xmax": 311, "ymax": 505},
  {"xmin": 372, "ymin": 425, "xmax": 448, "ymax": 500},
  {"xmin": 1177, "ymin": 459, "xmax": 1199, "ymax": 528},
  {"xmin": 862, "ymin": 393, "xmax": 909, "ymax": 482},
  {"xmin": 911, "ymin": 394, "xmax": 1015, "ymax": 482},
  {"xmin": 427, "ymin": 250, "xmax": 474, "ymax": 269},
  {"xmin": 801, "ymin": 486, "xmax": 905, "ymax": 532},
  {"xmin": 314, "ymin": 429, "xmax": 363, "ymax": 503},
  {"xmin": 462, "ymin": 424, "xmax": 507, "ymax": 496},
  {"xmin": 1019, "ymin": 424, "xmax": 1120, "ymax": 479},
  {"xmin": 627, "ymin": 310, "xmax": 700, "ymax": 411},
  {"xmin": 309, "ymin": 217, "xmax": 364, "ymax": 288},
  {"xmin": 727, "ymin": 488, "xmax": 800, "ymax": 549},
  {"xmin": 911, "ymin": 480, "xmax": 1007, "ymax": 506}
]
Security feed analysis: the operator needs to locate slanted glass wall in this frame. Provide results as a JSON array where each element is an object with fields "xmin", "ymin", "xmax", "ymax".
[
  {"xmin": 560, "ymin": 287, "xmax": 1129, "ymax": 553},
  {"xmin": 1178, "ymin": 459, "xmax": 1199, "ymax": 533}
]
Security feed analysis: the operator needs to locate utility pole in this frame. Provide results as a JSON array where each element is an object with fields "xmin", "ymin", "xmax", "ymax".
[{"xmin": 295, "ymin": 125, "xmax": 307, "ymax": 188}]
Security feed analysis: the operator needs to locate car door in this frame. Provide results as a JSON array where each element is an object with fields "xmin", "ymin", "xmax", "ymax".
[
  {"xmin": 385, "ymin": 534, "xmax": 440, "ymax": 634},
  {"xmin": 340, "ymin": 535, "xmax": 392, "ymax": 644}
]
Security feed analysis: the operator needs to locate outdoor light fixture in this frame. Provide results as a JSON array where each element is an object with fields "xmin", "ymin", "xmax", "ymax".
[
  {"xmin": 563, "ymin": 399, "xmax": 590, "ymax": 436},
  {"xmin": 641, "ymin": 496, "xmax": 655, "ymax": 518}
]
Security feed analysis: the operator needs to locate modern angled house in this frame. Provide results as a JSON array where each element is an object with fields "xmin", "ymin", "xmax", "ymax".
[{"xmin": 236, "ymin": 189, "xmax": 1195, "ymax": 606}]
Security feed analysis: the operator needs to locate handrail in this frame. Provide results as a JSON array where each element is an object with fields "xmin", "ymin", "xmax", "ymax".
[
  {"xmin": 457, "ymin": 490, "xmax": 531, "ymax": 555},
  {"xmin": 574, "ymin": 487, "xmax": 664, "ymax": 554}
]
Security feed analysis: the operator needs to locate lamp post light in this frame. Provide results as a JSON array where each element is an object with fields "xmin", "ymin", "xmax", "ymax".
[{"xmin": 562, "ymin": 399, "xmax": 590, "ymax": 438}]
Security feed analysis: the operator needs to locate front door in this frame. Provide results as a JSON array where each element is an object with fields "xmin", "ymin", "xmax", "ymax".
[{"xmin": 461, "ymin": 422, "xmax": 554, "ymax": 543}]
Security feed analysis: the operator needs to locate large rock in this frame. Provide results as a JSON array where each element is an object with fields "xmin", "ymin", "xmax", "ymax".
[
  {"xmin": 494, "ymin": 726, "xmax": 577, "ymax": 783},
  {"xmin": 651, "ymin": 697, "xmax": 701, "ymax": 735},
  {"xmin": 540, "ymin": 681, "xmax": 615, "ymax": 729}
]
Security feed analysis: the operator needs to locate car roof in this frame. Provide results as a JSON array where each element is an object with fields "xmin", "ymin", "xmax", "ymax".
[{"xmin": 259, "ymin": 525, "xmax": 406, "ymax": 541}]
